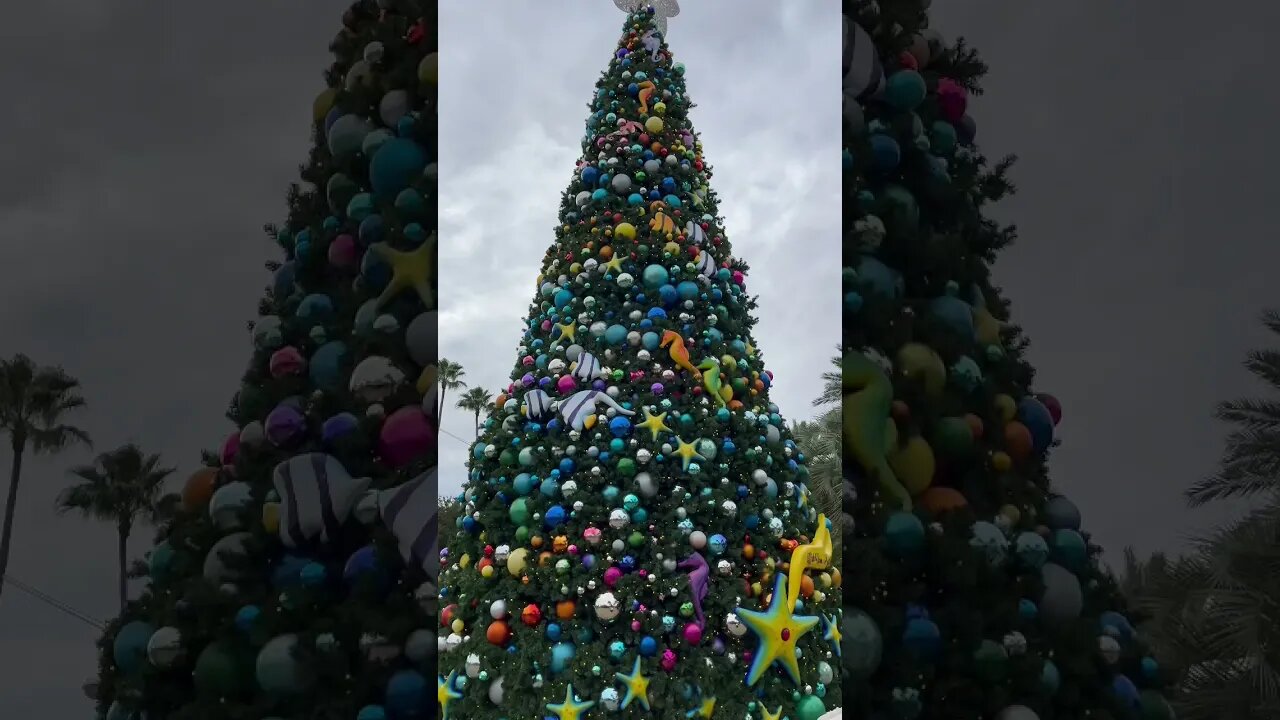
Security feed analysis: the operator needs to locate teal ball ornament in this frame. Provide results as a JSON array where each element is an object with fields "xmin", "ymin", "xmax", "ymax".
[
  {"xmin": 385, "ymin": 669, "xmax": 428, "ymax": 718},
  {"xmin": 327, "ymin": 114, "xmax": 371, "ymax": 160},
  {"xmin": 113, "ymin": 621, "xmax": 154, "ymax": 674},
  {"xmin": 843, "ymin": 608, "xmax": 883, "ymax": 678},
  {"xmin": 148, "ymin": 540, "xmax": 175, "ymax": 581},
  {"xmin": 930, "ymin": 294, "xmax": 975, "ymax": 339},
  {"xmin": 795, "ymin": 695, "xmax": 826, "ymax": 720},
  {"xmin": 1044, "ymin": 494, "xmax": 1081, "ymax": 530},
  {"xmin": 256, "ymin": 634, "xmax": 313, "ymax": 698},
  {"xmin": 642, "ymin": 263, "xmax": 670, "ymax": 288},
  {"xmin": 886, "ymin": 69, "xmax": 927, "ymax": 110},
  {"xmin": 853, "ymin": 256, "xmax": 902, "ymax": 298},
  {"xmin": 309, "ymin": 342, "xmax": 349, "ymax": 393},
  {"xmin": 930, "ymin": 120, "xmax": 958, "ymax": 156},
  {"xmin": 370, "ymin": 138, "xmax": 427, "ymax": 199},
  {"xmin": 1049, "ymin": 528, "xmax": 1087, "ymax": 571},
  {"xmin": 884, "ymin": 511, "xmax": 925, "ymax": 557},
  {"xmin": 1014, "ymin": 531, "xmax": 1049, "ymax": 568}
]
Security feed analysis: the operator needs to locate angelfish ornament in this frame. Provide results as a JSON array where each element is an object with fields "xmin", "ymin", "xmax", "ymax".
[
  {"xmin": 559, "ymin": 389, "xmax": 635, "ymax": 431},
  {"xmin": 272, "ymin": 453, "xmax": 372, "ymax": 548}
]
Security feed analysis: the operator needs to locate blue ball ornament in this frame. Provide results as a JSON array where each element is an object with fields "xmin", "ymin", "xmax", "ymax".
[
  {"xmin": 384, "ymin": 669, "xmax": 428, "ymax": 718},
  {"xmin": 609, "ymin": 416, "xmax": 632, "ymax": 437},
  {"xmin": 309, "ymin": 342, "xmax": 348, "ymax": 393},
  {"xmin": 1017, "ymin": 396, "xmax": 1055, "ymax": 454},
  {"xmin": 902, "ymin": 618, "xmax": 941, "ymax": 659},
  {"xmin": 357, "ymin": 706, "xmax": 388, "ymax": 720},
  {"xmin": 112, "ymin": 621, "xmax": 154, "ymax": 675},
  {"xmin": 869, "ymin": 133, "xmax": 901, "ymax": 171},
  {"xmin": 638, "ymin": 636, "xmax": 658, "ymax": 656},
  {"xmin": 544, "ymin": 505, "xmax": 567, "ymax": 528},
  {"xmin": 884, "ymin": 511, "xmax": 925, "ymax": 557},
  {"xmin": 300, "ymin": 562, "xmax": 327, "ymax": 586}
]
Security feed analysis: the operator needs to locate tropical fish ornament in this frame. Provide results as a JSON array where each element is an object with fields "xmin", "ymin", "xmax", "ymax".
[
  {"xmin": 844, "ymin": 352, "xmax": 908, "ymax": 510},
  {"xmin": 660, "ymin": 329, "xmax": 701, "ymax": 379},
  {"xmin": 378, "ymin": 467, "xmax": 439, "ymax": 580},
  {"xmin": 684, "ymin": 220, "xmax": 706, "ymax": 246},
  {"xmin": 571, "ymin": 351, "xmax": 602, "ymax": 382},
  {"xmin": 523, "ymin": 388, "xmax": 552, "ymax": 420},
  {"xmin": 649, "ymin": 207, "xmax": 675, "ymax": 236},
  {"xmin": 559, "ymin": 389, "xmax": 635, "ymax": 431},
  {"xmin": 695, "ymin": 249, "xmax": 716, "ymax": 278},
  {"xmin": 641, "ymin": 29, "xmax": 661, "ymax": 60},
  {"xmin": 272, "ymin": 453, "xmax": 372, "ymax": 548},
  {"xmin": 697, "ymin": 357, "xmax": 731, "ymax": 408}
]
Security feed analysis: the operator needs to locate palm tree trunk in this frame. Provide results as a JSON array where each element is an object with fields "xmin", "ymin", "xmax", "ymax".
[
  {"xmin": 474, "ymin": 409, "xmax": 480, "ymax": 438},
  {"xmin": 0, "ymin": 442, "xmax": 25, "ymax": 606},
  {"xmin": 117, "ymin": 522, "xmax": 130, "ymax": 611},
  {"xmin": 438, "ymin": 390, "xmax": 447, "ymax": 426}
]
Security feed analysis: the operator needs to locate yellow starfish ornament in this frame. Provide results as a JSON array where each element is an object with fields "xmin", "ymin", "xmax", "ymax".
[
  {"xmin": 550, "ymin": 321, "xmax": 577, "ymax": 349},
  {"xmin": 438, "ymin": 670, "xmax": 463, "ymax": 719},
  {"xmin": 823, "ymin": 613, "xmax": 842, "ymax": 656},
  {"xmin": 737, "ymin": 574, "xmax": 821, "ymax": 686},
  {"xmin": 615, "ymin": 656, "xmax": 651, "ymax": 710},
  {"xmin": 637, "ymin": 407, "xmax": 672, "ymax": 441},
  {"xmin": 547, "ymin": 684, "xmax": 595, "ymax": 720},
  {"xmin": 603, "ymin": 254, "xmax": 625, "ymax": 275},
  {"xmin": 369, "ymin": 235, "xmax": 435, "ymax": 310},
  {"xmin": 761, "ymin": 705, "xmax": 784, "ymax": 720},
  {"xmin": 686, "ymin": 696, "xmax": 717, "ymax": 718},
  {"xmin": 674, "ymin": 436, "xmax": 705, "ymax": 471}
]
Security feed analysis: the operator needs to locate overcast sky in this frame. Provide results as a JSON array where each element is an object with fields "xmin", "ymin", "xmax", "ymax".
[
  {"xmin": 0, "ymin": 1, "xmax": 1277, "ymax": 717},
  {"xmin": 436, "ymin": 2, "xmax": 841, "ymax": 497}
]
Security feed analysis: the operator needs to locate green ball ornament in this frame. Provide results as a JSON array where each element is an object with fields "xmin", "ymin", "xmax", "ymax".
[
  {"xmin": 1139, "ymin": 690, "xmax": 1174, "ymax": 720},
  {"xmin": 795, "ymin": 695, "xmax": 826, "ymax": 720},
  {"xmin": 509, "ymin": 498, "xmax": 530, "ymax": 525},
  {"xmin": 931, "ymin": 416, "xmax": 974, "ymax": 458},
  {"xmin": 194, "ymin": 642, "xmax": 243, "ymax": 697},
  {"xmin": 973, "ymin": 639, "xmax": 1008, "ymax": 682},
  {"xmin": 883, "ymin": 511, "xmax": 925, "ymax": 557}
]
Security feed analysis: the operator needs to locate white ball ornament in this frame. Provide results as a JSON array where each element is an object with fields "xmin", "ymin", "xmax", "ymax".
[
  {"xmin": 594, "ymin": 592, "xmax": 621, "ymax": 622},
  {"xmin": 600, "ymin": 688, "xmax": 621, "ymax": 711},
  {"xmin": 146, "ymin": 626, "xmax": 184, "ymax": 668},
  {"xmin": 488, "ymin": 676, "xmax": 505, "ymax": 705},
  {"xmin": 689, "ymin": 531, "xmax": 707, "ymax": 549},
  {"xmin": 466, "ymin": 653, "xmax": 481, "ymax": 678},
  {"xmin": 609, "ymin": 509, "xmax": 629, "ymax": 529},
  {"xmin": 726, "ymin": 612, "xmax": 747, "ymax": 637},
  {"xmin": 405, "ymin": 629, "xmax": 434, "ymax": 662},
  {"xmin": 490, "ymin": 600, "xmax": 508, "ymax": 619},
  {"xmin": 1099, "ymin": 635, "xmax": 1121, "ymax": 664}
]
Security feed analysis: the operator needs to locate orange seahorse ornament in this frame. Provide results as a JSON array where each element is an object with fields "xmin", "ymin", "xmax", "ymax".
[
  {"xmin": 637, "ymin": 80, "xmax": 656, "ymax": 115},
  {"xmin": 660, "ymin": 330, "xmax": 701, "ymax": 379}
]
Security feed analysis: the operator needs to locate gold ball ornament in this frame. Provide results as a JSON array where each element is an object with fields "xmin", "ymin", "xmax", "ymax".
[
  {"xmin": 890, "ymin": 435, "xmax": 936, "ymax": 496},
  {"xmin": 459, "ymin": 553, "xmax": 472, "ymax": 569},
  {"xmin": 418, "ymin": 52, "xmax": 438, "ymax": 86},
  {"xmin": 644, "ymin": 116, "xmax": 664, "ymax": 133},
  {"xmin": 313, "ymin": 88, "xmax": 337, "ymax": 122},
  {"xmin": 615, "ymin": 223, "xmax": 637, "ymax": 241},
  {"xmin": 994, "ymin": 394, "xmax": 1017, "ymax": 422},
  {"xmin": 451, "ymin": 618, "xmax": 464, "ymax": 634},
  {"xmin": 262, "ymin": 502, "xmax": 280, "ymax": 533}
]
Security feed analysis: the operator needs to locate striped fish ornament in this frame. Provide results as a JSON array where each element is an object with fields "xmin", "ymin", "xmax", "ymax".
[
  {"xmin": 843, "ymin": 14, "xmax": 883, "ymax": 105},
  {"xmin": 685, "ymin": 220, "xmax": 706, "ymax": 246},
  {"xmin": 560, "ymin": 389, "xmax": 635, "ymax": 431},
  {"xmin": 696, "ymin": 249, "xmax": 717, "ymax": 278},
  {"xmin": 378, "ymin": 467, "xmax": 439, "ymax": 581},
  {"xmin": 571, "ymin": 351, "xmax": 602, "ymax": 382},
  {"xmin": 524, "ymin": 388, "xmax": 552, "ymax": 420},
  {"xmin": 272, "ymin": 453, "xmax": 371, "ymax": 548}
]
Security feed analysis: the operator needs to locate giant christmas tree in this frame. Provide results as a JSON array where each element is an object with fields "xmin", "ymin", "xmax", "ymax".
[
  {"xmin": 437, "ymin": 4, "xmax": 841, "ymax": 720},
  {"xmin": 843, "ymin": 2, "xmax": 1174, "ymax": 719},
  {"xmin": 90, "ymin": 2, "xmax": 440, "ymax": 718}
]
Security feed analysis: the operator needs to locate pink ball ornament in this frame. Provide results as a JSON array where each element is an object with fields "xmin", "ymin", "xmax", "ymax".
[
  {"xmin": 683, "ymin": 623, "xmax": 703, "ymax": 645},
  {"xmin": 378, "ymin": 406, "xmax": 435, "ymax": 468},
  {"xmin": 937, "ymin": 78, "xmax": 968, "ymax": 122},
  {"xmin": 540, "ymin": 320, "xmax": 552, "ymax": 331},
  {"xmin": 268, "ymin": 346, "xmax": 305, "ymax": 378},
  {"xmin": 631, "ymin": 620, "xmax": 642, "ymax": 632},
  {"xmin": 568, "ymin": 544, "xmax": 579, "ymax": 555},
  {"xmin": 604, "ymin": 567, "xmax": 623, "ymax": 587},
  {"xmin": 220, "ymin": 432, "xmax": 240, "ymax": 466},
  {"xmin": 732, "ymin": 270, "xmax": 745, "ymax": 286},
  {"xmin": 328, "ymin": 234, "xmax": 358, "ymax": 268},
  {"xmin": 584, "ymin": 527, "xmax": 601, "ymax": 544},
  {"xmin": 522, "ymin": 355, "xmax": 535, "ymax": 366},
  {"xmin": 660, "ymin": 649, "xmax": 677, "ymax": 671},
  {"xmin": 1037, "ymin": 393, "xmax": 1063, "ymax": 425},
  {"xmin": 557, "ymin": 375, "xmax": 576, "ymax": 394}
]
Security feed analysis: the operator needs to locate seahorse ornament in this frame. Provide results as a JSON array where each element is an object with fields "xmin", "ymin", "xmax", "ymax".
[
  {"xmin": 660, "ymin": 330, "xmax": 701, "ymax": 379},
  {"xmin": 844, "ymin": 352, "xmax": 909, "ymax": 510},
  {"xmin": 637, "ymin": 80, "xmax": 656, "ymax": 115},
  {"xmin": 696, "ymin": 357, "xmax": 732, "ymax": 408}
]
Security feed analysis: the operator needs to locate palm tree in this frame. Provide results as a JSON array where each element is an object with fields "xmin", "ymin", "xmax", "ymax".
[
  {"xmin": 437, "ymin": 358, "xmax": 467, "ymax": 427},
  {"xmin": 814, "ymin": 350, "xmax": 842, "ymax": 408},
  {"xmin": 456, "ymin": 386, "xmax": 493, "ymax": 438},
  {"xmin": 1185, "ymin": 309, "xmax": 1280, "ymax": 506},
  {"xmin": 0, "ymin": 354, "xmax": 92, "ymax": 606},
  {"xmin": 56, "ymin": 444, "xmax": 175, "ymax": 612}
]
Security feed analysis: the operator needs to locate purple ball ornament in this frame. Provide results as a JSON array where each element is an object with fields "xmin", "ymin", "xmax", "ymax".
[
  {"xmin": 378, "ymin": 406, "xmax": 435, "ymax": 468},
  {"xmin": 322, "ymin": 412, "xmax": 360, "ymax": 444},
  {"xmin": 651, "ymin": 382, "xmax": 665, "ymax": 395},
  {"xmin": 557, "ymin": 375, "xmax": 576, "ymax": 394},
  {"xmin": 265, "ymin": 404, "xmax": 307, "ymax": 447},
  {"xmin": 521, "ymin": 373, "xmax": 535, "ymax": 387},
  {"xmin": 220, "ymin": 431, "xmax": 240, "ymax": 465},
  {"xmin": 683, "ymin": 623, "xmax": 703, "ymax": 645}
]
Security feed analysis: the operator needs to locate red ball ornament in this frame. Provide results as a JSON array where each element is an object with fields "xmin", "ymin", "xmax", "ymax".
[
  {"xmin": 483, "ymin": 544, "xmax": 494, "ymax": 557},
  {"xmin": 441, "ymin": 604, "xmax": 457, "ymax": 627},
  {"xmin": 521, "ymin": 603, "xmax": 542, "ymax": 626},
  {"xmin": 898, "ymin": 51, "xmax": 919, "ymax": 70},
  {"xmin": 1037, "ymin": 393, "xmax": 1063, "ymax": 425}
]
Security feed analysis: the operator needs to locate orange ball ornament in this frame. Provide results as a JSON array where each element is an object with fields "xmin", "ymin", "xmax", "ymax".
[
  {"xmin": 486, "ymin": 620, "xmax": 511, "ymax": 646},
  {"xmin": 555, "ymin": 600, "xmax": 576, "ymax": 620},
  {"xmin": 800, "ymin": 575, "xmax": 815, "ymax": 599},
  {"xmin": 1004, "ymin": 421, "xmax": 1034, "ymax": 461},
  {"xmin": 742, "ymin": 543, "xmax": 755, "ymax": 560},
  {"xmin": 521, "ymin": 603, "xmax": 542, "ymax": 626},
  {"xmin": 965, "ymin": 413, "xmax": 984, "ymax": 439},
  {"xmin": 181, "ymin": 467, "xmax": 218, "ymax": 512},
  {"xmin": 920, "ymin": 487, "xmax": 969, "ymax": 515}
]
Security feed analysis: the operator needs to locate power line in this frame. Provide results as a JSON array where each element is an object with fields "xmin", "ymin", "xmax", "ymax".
[{"xmin": 1, "ymin": 573, "xmax": 105, "ymax": 631}]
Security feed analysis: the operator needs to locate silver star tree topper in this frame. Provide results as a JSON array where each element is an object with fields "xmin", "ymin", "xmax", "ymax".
[{"xmin": 613, "ymin": 0, "xmax": 680, "ymax": 35}]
